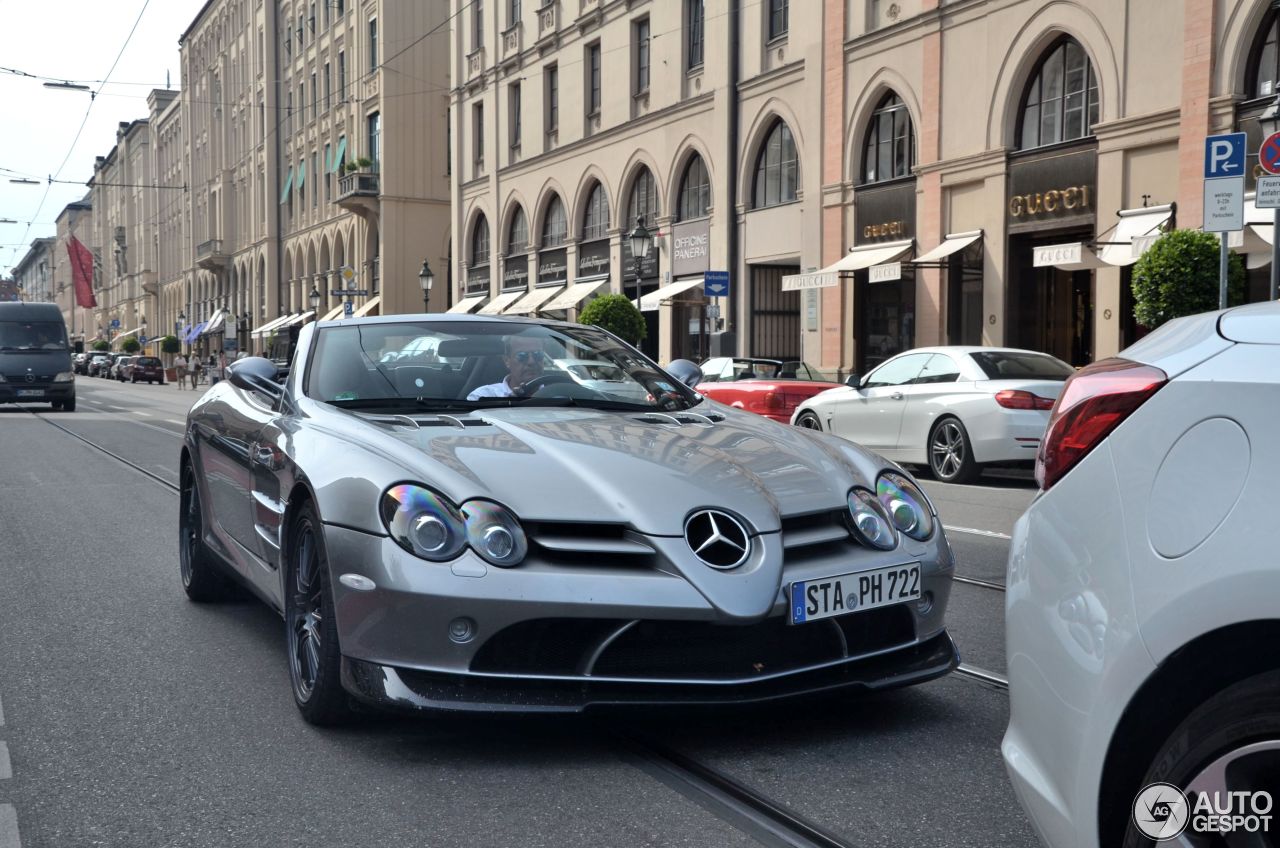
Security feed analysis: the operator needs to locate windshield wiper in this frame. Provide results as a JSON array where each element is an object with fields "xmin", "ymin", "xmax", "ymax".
[{"xmin": 328, "ymin": 397, "xmax": 475, "ymax": 412}]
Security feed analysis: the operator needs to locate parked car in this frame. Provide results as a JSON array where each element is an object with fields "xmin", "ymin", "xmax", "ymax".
[
  {"xmin": 181, "ymin": 315, "xmax": 958, "ymax": 725},
  {"xmin": 1004, "ymin": 301, "xmax": 1280, "ymax": 848},
  {"xmin": 791, "ymin": 346, "xmax": 1073, "ymax": 483},
  {"xmin": 73, "ymin": 352, "xmax": 95, "ymax": 375},
  {"xmin": 112, "ymin": 356, "xmax": 136, "ymax": 381},
  {"xmin": 124, "ymin": 355, "xmax": 165, "ymax": 384},
  {"xmin": 0, "ymin": 301, "xmax": 76, "ymax": 411},
  {"xmin": 695, "ymin": 357, "xmax": 845, "ymax": 423},
  {"xmin": 87, "ymin": 354, "xmax": 113, "ymax": 377}
]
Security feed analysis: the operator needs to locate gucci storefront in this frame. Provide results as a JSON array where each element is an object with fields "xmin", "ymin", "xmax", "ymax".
[
  {"xmin": 1007, "ymin": 145, "xmax": 1097, "ymax": 366},
  {"xmin": 854, "ymin": 179, "xmax": 916, "ymax": 374}
]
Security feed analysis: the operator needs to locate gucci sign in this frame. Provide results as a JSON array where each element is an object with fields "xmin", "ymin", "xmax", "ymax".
[
  {"xmin": 863, "ymin": 220, "xmax": 907, "ymax": 239},
  {"xmin": 1009, "ymin": 186, "xmax": 1091, "ymax": 218}
]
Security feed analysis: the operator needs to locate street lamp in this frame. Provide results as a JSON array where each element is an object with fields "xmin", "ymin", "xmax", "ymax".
[
  {"xmin": 308, "ymin": 287, "xmax": 321, "ymax": 312},
  {"xmin": 627, "ymin": 215, "xmax": 652, "ymax": 310},
  {"xmin": 1260, "ymin": 93, "xmax": 1280, "ymax": 302},
  {"xmin": 418, "ymin": 259, "xmax": 434, "ymax": 312}
]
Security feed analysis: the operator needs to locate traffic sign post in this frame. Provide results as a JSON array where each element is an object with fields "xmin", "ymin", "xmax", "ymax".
[
  {"xmin": 704, "ymin": 271, "xmax": 729, "ymax": 298},
  {"xmin": 1205, "ymin": 133, "xmax": 1247, "ymax": 309},
  {"xmin": 342, "ymin": 301, "xmax": 354, "ymax": 317},
  {"xmin": 1260, "ymin": 130, "xmax": 1280, "ymax": 302}
]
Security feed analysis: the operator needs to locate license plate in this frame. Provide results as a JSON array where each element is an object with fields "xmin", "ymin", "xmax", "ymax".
[
  {"xmin": 16, "ymin": 389, "xmax": 44, "ymax": 397},
  {"xmin": 789, "ymin": 563, "xmax": 921, "ymax": 624}
]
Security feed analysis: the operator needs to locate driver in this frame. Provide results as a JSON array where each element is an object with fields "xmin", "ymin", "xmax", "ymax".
[{"xmin": 466, "ymin": 334, "xmax": 547, "ymax": 400}]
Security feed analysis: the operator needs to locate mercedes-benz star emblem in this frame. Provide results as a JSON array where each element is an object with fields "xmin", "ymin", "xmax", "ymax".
[
  {"xmin": 24, "ymin": 374, "xmax": 34, "ymax": 383},
  {"xmin": 684, "ymin": 510, "xmax": 751, "ymax": 569}
]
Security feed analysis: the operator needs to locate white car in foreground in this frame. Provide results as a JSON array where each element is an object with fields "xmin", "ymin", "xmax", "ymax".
[
  {"xmin": 791, "ymin": 347, "xmax": 1072, "ymax": 483},
  {"xmin": 1004, "ymin": 301, "xmax": 1280, "ymax": 848}
]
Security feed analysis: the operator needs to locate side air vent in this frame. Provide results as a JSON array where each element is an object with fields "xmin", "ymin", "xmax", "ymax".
[
  {"xmin": 524, "ymin": 521, "xmax": 657, "ymax": 564},
  {"xmin": 357, "ymin": 413, "xmax": 492, "ymax": 429},
  {"xmin": 632, "ymin": 411, "xmax": 725, "ymax": 427}
]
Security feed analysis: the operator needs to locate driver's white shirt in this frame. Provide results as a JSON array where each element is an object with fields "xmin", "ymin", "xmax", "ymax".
[{"xmin": 466, "ymin": 378, "xmax": 516, "ymax": 401}]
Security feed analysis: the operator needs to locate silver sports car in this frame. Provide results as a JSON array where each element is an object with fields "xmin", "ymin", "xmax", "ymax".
[{"xmin": 181, "ymin": 314, "xmax": 958, "ymax": 724}]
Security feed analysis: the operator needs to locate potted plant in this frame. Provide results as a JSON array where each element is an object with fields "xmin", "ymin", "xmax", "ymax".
[
  {"xmin": 344, "ymin": 161, "xmax": 360, "ymax": 173},
  {"xmin": 120, "ymin": 336, "xmax": 141, "ymax": 354},
  {"xmin": 578, "ymin": 293, "xmax": 647, "ymax": 345},
  {"xmin": 356, "ymin": 156, "xmax": 374, "ymax": 170},
  {"xmin": 161, "ymin": 335, "xmax": 182, "ymax": 381},
  {"xmin": 1131, "ymin": 229, "xmax": 1245, "ymax": 330},
  {"xmin": 92, "ymin": 340, "xmax": 109, "ymax": 352}
]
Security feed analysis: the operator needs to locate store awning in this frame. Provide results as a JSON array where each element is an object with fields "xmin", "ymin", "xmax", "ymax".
[
  {"xmin": 477, "ymin": 290, "xmax": 526, "ymax": 315},
  {"xmin": 201, "ymin": 311, "xmax": 226, "ymax": 335},
  {"xmin": 251, "ymin": 314, "xmax": 294, "ymax": 338},
  {"xmin": 1097, "ymin": 205, "xmax": 1174, "ymax": 267},
  {"xmin": 279, "ymin": 166, "xmax": 294, "ymax": 204},
  {"xmin": 1229, "ymin": 193, "xmax": 1276, "ymax": 269},
  {"xmin": 635, "ymin": 277, "xmax": 704, "ymax": 312},
  {"xmin": 911, "ymin": 231, "xmax": 983, "ymax": 264},
  {"xmin": 297, "ymin": 160, "xmax": 306, "ymax": 190},
  {"xmin": 281, "ymin": 310, "xmax": 317, "ymax": 328},
  {"xmin": 504, "ymin": 286, "xmax": 565, "ymax": 315},
  {"xmin": 353, "ymin": 296, "xmax": 381, "ymax": 317},
  {"xmin": 112, "ymin": 327, "xmax": 141, "ymax": 347},
  {"xmin": 1032, "ymin": 242, "xmax": 1109, "ymax": 271},
  {"xmin": 541, "ymin": 280, "xmax": 608, "ymax": 312},
  {"xmin": 184, "ymin": 322, "xmax": 207, "ymax": 343},
  {"xmin": 782, "ymin": 240, "xmax": 915, "ymax": 290},
  {"xmin": 447, "ymin": 295, "xmax": 487, "ymax": 314},
  {"xmin": 331, "ymin": 137, "xmax": 348, "ymax": 173},
  {"xmin": 319, "ymin": 303, "xmax": 346, "ymax": 321}
]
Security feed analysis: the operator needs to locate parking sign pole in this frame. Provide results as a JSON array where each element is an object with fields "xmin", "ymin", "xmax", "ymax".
[
  {"xmin": 1221, "ymin": 232, "xmax": 1230, "ymax": 309},
  {"xmin": 1273, "ymin": 207, "xmax": 1279, "ymax": 301}
]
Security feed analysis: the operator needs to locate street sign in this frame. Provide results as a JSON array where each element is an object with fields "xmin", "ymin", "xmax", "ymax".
[
  {"xmin": 1203, "ymin": 177, "xmax": 1245, "ymax": 232},
  {"xmin": 704, "ymin": 271, "xmax": 729, "ymax": 297},
  {"xmin": 1204, "ymin": 132, "xmax": 1247, "ymax": 179},
  {"xmin": 330, "ymin": 289, "xmax": 370, "ymax": 297},
  {"xmin": 139, "ymin": 335, "xmax": 147, "ymax": 346},
  {"xmin": 1261, "ymin": 132, "xmax": 1280, "ymax": 175},
  {"xmin": 340, "ymin": 266, "xmax": 356, "ymax": 284},
  {"xmin": 342, "ymin": 301, "xmax": 354, "ymax": 317},
  {"xmin": 1258, "ymin": 176, "xmax": 1280, "ymax": 209},
  {"xmin": 111, "ymin": 319, "xmax": 120, "ymax": 329}
]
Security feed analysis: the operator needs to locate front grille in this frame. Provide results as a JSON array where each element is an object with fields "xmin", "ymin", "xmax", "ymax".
[
  {"xmin": 525, "ymin": 521, "xmax": 657, "ymax": 567},
  {"xmin": 779, "ymin": 509, "xmax": 851, "ymax": 550},
  {"xmin": 470, "ymin": 618, "xmax": 627, "ymax": 674}
]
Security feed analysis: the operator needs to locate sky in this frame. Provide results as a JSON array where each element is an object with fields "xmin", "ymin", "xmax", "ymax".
[{"xmin": 0, "ymin": 0, "xmax": 208, "ymax": 276}]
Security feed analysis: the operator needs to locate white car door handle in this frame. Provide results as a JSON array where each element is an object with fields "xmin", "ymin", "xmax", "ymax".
[{"xmin": 891, "ymin": 391, "xmax": 904, "ymax": 400}]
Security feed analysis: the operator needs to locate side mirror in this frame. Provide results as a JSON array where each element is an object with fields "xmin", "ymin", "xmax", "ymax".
[
  {"xmin": 845, "ymin": 374, "xmax": 862, "ymax": 388},
  {"xmin": 665, "ymin": 359, "xmax": 704, "ymax": 389},
  {"xmin": 227, "ymin": 356, "xmax": 283, "ymax": 401}
]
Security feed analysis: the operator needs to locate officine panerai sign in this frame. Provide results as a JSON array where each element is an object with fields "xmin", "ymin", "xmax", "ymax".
[{"xmin": 671, "ymin": 218, "xmax": 710, "ymax": 277}]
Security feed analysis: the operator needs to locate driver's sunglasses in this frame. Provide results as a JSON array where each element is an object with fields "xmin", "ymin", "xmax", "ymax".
[{"xmin": 513, "ymin": 350, "xmax": 546, "ymax": 364}]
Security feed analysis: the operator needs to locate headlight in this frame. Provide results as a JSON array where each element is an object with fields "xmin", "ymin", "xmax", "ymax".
[
  {"xmin": 846, "ymin": 487, "xmax": 897, "ymax": 550},
  {"xmin": 876, "ymin": 472, "xmax": 935, "ymax": 541},
  {"xmin": 0, "ymin": 374, "xmax": 6, "ymax": 383},
  {"xmin": 381, "ymin": 484, "xmax": 467, "ymax": 561},
  {"xmin": 462, "ymin": 500, "xmax": 527, "ymax": 567},
  {"xmin": 54, "ymin": 372, "xmax": 74, "ymax": 383}
]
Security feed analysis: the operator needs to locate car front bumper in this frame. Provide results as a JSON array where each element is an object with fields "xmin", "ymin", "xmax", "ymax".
[
  {"xmin": 0, "ymin": 381, "xmax": 73, "ymax": 403},
  {"xmin": 323, "ymin": 524, "xmax": 957, "ymax": 711}
]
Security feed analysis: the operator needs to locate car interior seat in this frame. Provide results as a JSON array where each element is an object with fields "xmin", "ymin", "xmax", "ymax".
[{"xmin": 314, "ymin": 352, "xmax": 387, "ymax": 400}]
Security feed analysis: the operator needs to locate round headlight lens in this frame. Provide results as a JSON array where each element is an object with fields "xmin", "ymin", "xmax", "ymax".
[
  {"xmin": 876, "ymin": 472, "xmax": 935, "ymax": 541},
  {"xmin": 847, "ymin": 487, "xmax": 897, "ymax": 550},
  {"xmin": 462, "ymin": 500, "xmax": 527, "ymax": 567},
  {"xmin": 381, "ymin": 484, "xmax": 467, "ymax": 561}
]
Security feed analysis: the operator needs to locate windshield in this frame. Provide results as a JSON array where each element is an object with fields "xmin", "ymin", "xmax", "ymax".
[
  {"xmin": 969, "ymin": 351, "xmax": 1074, "ymax": 381},
  {"xmin": 305, "ymin": 321, "xmax": 702, "ymax": 412},
  {"xmin": 0, "ymin": 321, "xmax": 68, "ymax": 351}
]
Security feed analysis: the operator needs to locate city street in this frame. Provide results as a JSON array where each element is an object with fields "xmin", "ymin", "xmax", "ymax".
[{"xmin": 0, "ymin": 380, "xmax": 1036, "ymax": 848}]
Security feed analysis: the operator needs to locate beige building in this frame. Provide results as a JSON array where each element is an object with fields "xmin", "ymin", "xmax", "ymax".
[
  {"xmin": 53, "ymin": 200, "xmax": 95, "ymax": 346},
  {"xmin": 450, "ymin": 0, "xmax": 823, "ymax": 365},
  {"xmin": 11, "ymin": 238, "xmax": 55, "ymax": 307}
]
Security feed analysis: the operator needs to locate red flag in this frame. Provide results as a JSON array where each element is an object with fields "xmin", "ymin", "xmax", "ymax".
[{"xmin": 68, "ymin": 235, "xmax": 96, "ymax": 309}]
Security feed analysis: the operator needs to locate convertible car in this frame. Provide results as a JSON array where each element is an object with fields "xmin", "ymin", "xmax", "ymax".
[
  {"xmin": 181, "ymin": 315, "xmax": 957, "ymax": 724},
  {"xmin": 694, "ymin": 357, "xmax": 845, "ymax": 423}
]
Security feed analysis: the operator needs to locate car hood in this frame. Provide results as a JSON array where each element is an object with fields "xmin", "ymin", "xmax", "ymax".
[
  {"xmin": 327, "ymin": 402, "xmax": 881, "ymax": 536},
  {"xmin": 0, "ymin": 349, "xmax": 72, "ymax": 380}
]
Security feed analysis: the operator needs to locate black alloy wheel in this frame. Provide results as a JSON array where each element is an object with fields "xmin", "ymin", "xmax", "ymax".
[
  {"xmin": 286, "ymin": 502, "xmax": 351, "ymax": 725},
  {"xmin": 928, "ymin": 417, "xmax": 981, "ymax": 484},
  {"xmin": 795, "ymin": 411, "xmax": 823, "ymax": 431},
  {"xmin": 179, "ymin": 463, "xmax": 233, "ymax": 601},
  {"xmin": 62, "ymin": 397, "xmax": 75, "ymax": 412}
]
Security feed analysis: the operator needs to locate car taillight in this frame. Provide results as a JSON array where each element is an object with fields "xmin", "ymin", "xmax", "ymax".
[
  {"xmin": 994, "ymin": 390, "xmax": 1055, "ymax": 411},
  {"xmin": 1036, "ymin": 358, "xmax": 1167, "ymax": 490}
]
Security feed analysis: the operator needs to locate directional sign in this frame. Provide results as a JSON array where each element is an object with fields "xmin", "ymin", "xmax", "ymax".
[
  {"xmin": 1261, "ymin": 132, "xmax": 1280, "ymax": 176},
  {"xmin": 1205, "ymin": 132, "xmax": 1247, "ymax": 179},
  {"xmin": 330, "ymin": 289, "xmax": 370, "ymax": 297},
  {"xmin": 704, "ymin": 271, "xmax": 729, "ymax": 298},
  {"xmin": 342, "ymin": 301, "xmax": 354, "ymax": 317},
  {"xmin": 111, "ymin": 319, "xmax": 120, "ymax": 329}
]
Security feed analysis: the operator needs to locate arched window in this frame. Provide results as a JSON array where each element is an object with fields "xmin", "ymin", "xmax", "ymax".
[
  {"xmin": 1249, "ymin": 9, "xmax": 1280, "ymax": 99},
  {"xmin": 507, "ymin": 206, "xmax": 528, "ymax": 254},
  {"xmin": 752, "ymin": 119, "xmax": 799, "ymax": 208},
  {"xmin": 541, "ymin": 195, "xmax": 567, "ymax": 248},
  {"xmin": 862, "ymin": 94, "xmax": 914, "ymax": 184},
  {"xmin": 1018, "ymin": 37, "xmax": 1099, "ymax": 149},
  {"xmin": 627, "ymin": 167, "xmax": 659, "ymax": 228},
  {"xmin": 582, "ymin": 183, "xmax": 609, "ymax": 241},
  {"xmin": 471, "ymin": 215, "xmax": 490, "ymax": 266},
  {"xmin": 677, "ymin": 154, "xmax": 711, "ymax": 221}
]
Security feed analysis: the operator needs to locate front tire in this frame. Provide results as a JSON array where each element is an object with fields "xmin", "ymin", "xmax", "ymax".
[
  {"xmin": 1121, "ymin": 670, "xmax": 1280, "ymax": 847},
  {"xmin": 286, "ymin": 502, "xmax": 351, "ymax": 726},
  {"xmin": 795, "ymin": 411, "xmax": 823, "ymax": 431},
  {"xmin": 179, "ymin": 463, "xmax": 234, "ymax": 601},
  {"xmin": 928, "ymin": 417, "xmax": 981, "ymax": 484},
  {"xmin": 61, "ymin": 398, "xmax": 75, "ymax": 412}
]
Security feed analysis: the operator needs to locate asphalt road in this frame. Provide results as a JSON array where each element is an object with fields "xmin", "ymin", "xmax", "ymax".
[{"xmin": 0, "ymin": 378, "xmax": 1039, "ymax": 847}]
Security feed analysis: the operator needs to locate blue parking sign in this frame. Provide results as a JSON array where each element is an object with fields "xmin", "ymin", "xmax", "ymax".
[
  {"xmin": 704, "ymin": 271, "xmax": 730, "ymax": 298},
  {"xmin": 343, "ymin": 301, "xmax": 354, "ymax": 317},
  {"xmin": 1204, "ymin": 132, "xmax": 1247, "ymax": 179}
]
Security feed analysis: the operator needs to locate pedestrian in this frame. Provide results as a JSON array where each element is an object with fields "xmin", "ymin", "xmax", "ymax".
[
  {"xmin": 174, "ymin": 353, "xmax": 188, "ymax": 390},
  {"xmin": 210, "ymin": 352, "xmax": 226, "ymax": 385},
  {"xmin": 190, "ymin": 357, "xmax": 202, "ymax": 389}
]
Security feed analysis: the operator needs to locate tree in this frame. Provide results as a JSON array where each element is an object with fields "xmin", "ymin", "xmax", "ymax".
[
  {"xmin": 1131, "ymin": 229, "xmax": 1246, "ymax": 330},
  {"xmin": 92, "ymin": 340, "xmax": 109, "ymax": 351},
  {"xmin": 161, "ymin": 335, "xmax": 181, "ymax": 355},
  {"xmin": 120, "ymin": 336, "xmax": 141, "ymax": 354},
  {"xmin": 578, "ymin": 293, "xmax": 647, "ymax": 345}
]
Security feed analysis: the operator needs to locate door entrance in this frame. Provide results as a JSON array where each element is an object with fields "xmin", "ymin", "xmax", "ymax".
[
  {"xmin": 1008, "ymin": 233, "xmax": 1094, "ymax": 366},
  {"xmin": 749, "ymin": 265, "xmax": 801, "ymax": 359}
]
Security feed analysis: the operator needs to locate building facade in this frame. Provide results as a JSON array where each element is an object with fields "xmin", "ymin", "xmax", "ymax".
[
  {"xmin": 450, "ymin": 0, "xmax": 823, "ymax": 365},
  {"xmin": 52, "ymin": 200, "xmax": 96, "ymax": 346},
  {"xmin": 11, "ymin": 238, "xmax": 56, "ymax": 307}
]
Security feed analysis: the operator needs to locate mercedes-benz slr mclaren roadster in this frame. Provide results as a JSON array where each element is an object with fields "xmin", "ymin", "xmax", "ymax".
[{"xmin": 180, "ymin": 314, "xmax": 958, "ymax": 724}]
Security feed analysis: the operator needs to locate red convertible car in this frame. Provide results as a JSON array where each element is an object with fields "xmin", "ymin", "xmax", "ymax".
[{"xmin": 695, "ymin": 357, "xmax": 845, "ymax": 423}]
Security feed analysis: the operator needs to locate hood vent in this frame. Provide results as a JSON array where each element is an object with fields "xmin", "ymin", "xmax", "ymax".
[
  {"xmin": 359, "ymin": 413, "xmax": 491, "ymax": 430},
  {"xmin": 632, "ymin": 410, "xmax": 725, "ymax": 427}
]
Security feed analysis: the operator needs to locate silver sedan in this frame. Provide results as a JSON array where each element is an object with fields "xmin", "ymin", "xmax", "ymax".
[{"xmin": 791, "ymin": 346, "xmax": 1073, "ymax": 483}]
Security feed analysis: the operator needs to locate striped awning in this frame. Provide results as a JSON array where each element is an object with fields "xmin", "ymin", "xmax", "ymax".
[
  {"xmin": 279, "ymin": 167, "xmax": 294, "ymax": 204},
  {"xmin": 331, "ymin": 137, "xmax": 348, "ymax": 173}
]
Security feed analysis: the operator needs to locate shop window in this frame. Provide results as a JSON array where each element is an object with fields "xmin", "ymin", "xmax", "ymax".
[
  {"xmin": 862, "ymin": 94, "xmax": 914, "ymax": 184},
  {"xmin": 471, "ymin": 215, "xmax": 490, "ymax": 266},
  {"xmin": 508, "ymin": 206, "xmax": 528, "ymax": 254},
  {"xmin": 582, "ymin": 183, "xmax": 609, "ymax": 241},
  {"xmin": 1249, "ymin": 6, "xmax": 1280, "ymax": 99},
  {"xmin": 541, "ymin": 195, "xmax": 567, "ymax": 248},
  {"xmin": 628, "ymin": 167, "xmax": 659, "ymax": 227},
  {"xmin": 678, "ymin": 155, "xmax": 711, "ymax": 220},
  {"xmin": 752, "ymin": 119, "xmax": 799, "ymax": 208},
  {"xmin": 1017, "ymin": 37, "xmax": 1099, "ymax": 150}
]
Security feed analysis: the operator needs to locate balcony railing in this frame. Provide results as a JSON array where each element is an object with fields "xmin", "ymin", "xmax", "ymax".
[
  {"xmin": 195, "ymin": 238, "xmax": 228, "ymax": 270},
  {"xmin": 336, "ymin": 172, "xmax": 380, "ymax": 218}
]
